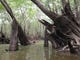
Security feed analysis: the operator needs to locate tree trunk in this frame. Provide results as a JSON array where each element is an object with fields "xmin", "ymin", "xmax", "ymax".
[
  {"xmin": 61, "ymin": 0, "xmax": 80, "ymax": 27},
  {"xmin": 0, "ymin": 0, "xmax": 30, "ymax": 51},
  {"xmin": 9, "ymin": 20, "xmax": 18, "ymax": 51},
  {"xmin": 31, "ymin": 0, "xmax": 58, "ymax": 20},
  {"xmin": 44, "ymin": 28, "xmax": 49, "ymax": 47},
  {"xmin": 74, "ymin": 0, "xmax": 80, "ymax": 23},
  {"xmin": 68, "ymin": 41, "xmax": 77, "ymax": 54},
  {"xmin": 18, "ymin": 24, "xmax": 30, "ymax": 45},
  {"xmin": 32, "ymin": 0, "xmax": 78, "ymax": 54}
]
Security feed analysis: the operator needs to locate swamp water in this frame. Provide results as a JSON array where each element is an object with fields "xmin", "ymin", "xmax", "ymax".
[{"xmin": 0, "ymin": 41, "xmax": 80, "ymax": 60}]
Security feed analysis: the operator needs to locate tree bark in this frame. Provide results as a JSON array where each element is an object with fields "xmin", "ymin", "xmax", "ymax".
[
  {"xmin": 9, "ymin": 20, "xmax": 18, "ymax": 51},
  {"xmin": 0, "ymin": 0, "xmax": 30, "ymax": 51},
  {"xmin": 0, "ymin": 0, "xmax": 19, "ymax": 51},
  {"xmin": 31, "ymin": 0, "xmax": 59, "ymax": 20},
  {"xmin": 61, "ymin": 0, "xmax": 80, "ymax": 27},
  {"xmin": 68, "ymin": 41, "xmax": 77, "ymax": 54},
  {"xmin": 44, "ymin": 28, "xmax": 49, "ymax": 47},
  {"xmin": 18, "ymin": 25, "xmax": 30, "ymax": 45},
  {"xmin": 74, "ymin": 0, "xmax": 80, "ymax": 22},
  {"xmin": 33, "ymin": 0, "xmax": 78, "ymax": 54}
]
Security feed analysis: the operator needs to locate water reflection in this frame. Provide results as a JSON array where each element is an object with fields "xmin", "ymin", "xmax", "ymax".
[
  {"xmin": 9, "ymin": 46, "xmax": 31, "ymax": 60},
  {"xmin": 0, "ymin": 43, "xmax": 80, "ymax": 60},
  {"xmin": 44, "ymin": 47, "xmax": 80, "ymax": 60},
  {"xmin": 9, "ymin": 51, "xmax": 26, "ymax": 60},
  {"xmin": 44, "ymin": 47, "xmax": 49, "ymax": 60},
  {"xmin": 9, "ymin": 52, "xmax": 18, "ymax": 60}
]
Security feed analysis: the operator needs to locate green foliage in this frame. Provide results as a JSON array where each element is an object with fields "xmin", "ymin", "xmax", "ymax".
[
  {"xmin": 7, "ymin": 0, "xmax": 25, "ymax": 8},
  {"xmin": 0, "ymin": 3, "xmax": 4, "ymax": 11}
]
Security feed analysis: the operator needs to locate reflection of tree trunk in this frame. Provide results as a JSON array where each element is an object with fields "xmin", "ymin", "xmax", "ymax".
[
  {"xmin": 9, "ymin": 53, "xmax": 17, "ymax": 60},
  {"xmin": 44, "ymin": 47, "xmax": 49, "ymax": 60},
  {"xmin": 49, "ymin": 49, "xmax": 54, "ymax": 60},
  {"xmin": 9, "ymin": 46, "xmax": 31, "ymax": 60}
]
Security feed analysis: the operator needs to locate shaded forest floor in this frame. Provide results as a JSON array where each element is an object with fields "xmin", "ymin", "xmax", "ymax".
[{"xmin": 0, "ymin": 40, "xmax": 80, "ymax": 60}]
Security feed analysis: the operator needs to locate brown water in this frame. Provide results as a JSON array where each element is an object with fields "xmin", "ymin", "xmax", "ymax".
[{"xmin": 0, "ymin": 41, "xmax": 80, "ymax": 60}]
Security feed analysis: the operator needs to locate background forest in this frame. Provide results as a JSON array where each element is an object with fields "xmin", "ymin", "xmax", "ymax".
[{"xmin": 0, "ymin": 0, "xmax": 80, "ymax": 40}]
